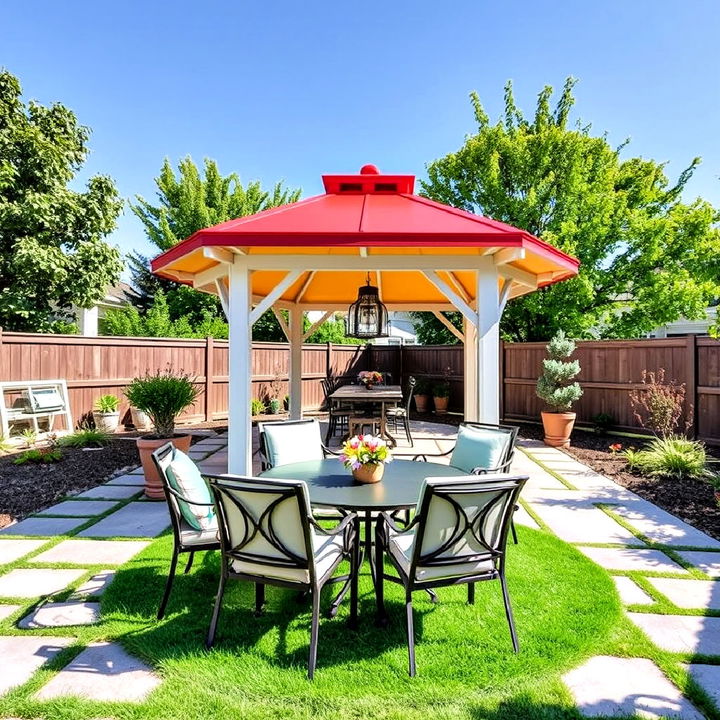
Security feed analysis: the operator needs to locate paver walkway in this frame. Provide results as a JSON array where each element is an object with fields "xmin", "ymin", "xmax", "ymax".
[{"xmin": 0, "ymin": 422, "xmax": 717, "ymax": 718}]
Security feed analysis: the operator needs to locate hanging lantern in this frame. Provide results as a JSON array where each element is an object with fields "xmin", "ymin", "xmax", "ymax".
[{"xmin": 346, "ymin": 273, "xmax": 389, "ymax": 339}]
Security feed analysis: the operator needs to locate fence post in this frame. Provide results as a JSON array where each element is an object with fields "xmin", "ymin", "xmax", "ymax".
[
  {"xmin": 205, "ymin": 336, "xmax": 214, "ymax": 422},
  {"xmin": 686, "ymin": 334, "xmax": 698, "ymax": 438}
]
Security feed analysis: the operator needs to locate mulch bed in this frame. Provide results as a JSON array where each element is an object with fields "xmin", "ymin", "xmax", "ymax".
[{"xmin": 0, "ymin": 430, "xmax": 215, "ymax": 529}]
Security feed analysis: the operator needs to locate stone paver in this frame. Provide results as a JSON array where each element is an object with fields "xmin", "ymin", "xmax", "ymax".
[
  {"xmin": 629, "ymin": 613, "xmax": 720, "ymax": 655},
  {"xmin": 73, "ymin": 485, "xmax": 141, "ymax": 500},
  {"xmin": 678, "ymin": 551, "xmax": 720, "ymax": 578},
  {"xmin": 685, "ymin": 664, "xmax": 720, "ymax": 709},
  {"xmin": 69, "ymin": 570, "xmax": 116, "ymax": 598},
  {"xmin": 612, "ymin": 576, "xmax": 654, "ymax": 605},
  {"xmin": 563, "ymin": 655, "xmax": 702, "ymax": 719},
  {"xmin": 611, "ymin": 501, "xmax": 720, "ymax": 549},
  {"xmin": 77, "ymin": 502, "xmax": 169, "ymax": 538},
  {"xmin": 19, "ymin": 601, "xmax": 100, "ymax": 628},
  {"xmin": 578, "ymin": 547, "xmax": 687, "ymax": 574},
  {"xmin": 31, "ymin": 539, "xmax": 148, "ymax": 566},
  {"xmin": 106, "ymin": 474, "xmax": 145, "ymax": 486},
  {"xmin": 35, "ymin": 500, "xmax": 119, "ymax": 517},
  {"xmin": 36, "ymin": 641, "xmax": 161, "ymax": 702},
  {"xmin": 513, "ymin": 504, "xmax": 539, "ymax": 528},
  {"xmin": 0, "ymin": 568, "xmax": 85, "ymax": 598},
  {"xmin": 646, "ymin": 577, "xmax": 720, "ymax": 610},
  {"xmin": 0, "ymin": 635, "xmax": 74, "ymax": 697},
  {"xmin": 0, "ymin": 604, "xmax": 21, "ymax": 620},
  {"xmin": 0, "ymin": 516, "xmax": 87, "ymax": 537},
  {"xmin": 0, "ymin": 539, "xmax": 46, "ymax": 565}
]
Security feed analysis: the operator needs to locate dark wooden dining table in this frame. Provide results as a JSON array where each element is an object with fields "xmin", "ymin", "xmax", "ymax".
[{"xmin": 329, "ymin": 384, "xmax": 403, "ymax": 446}]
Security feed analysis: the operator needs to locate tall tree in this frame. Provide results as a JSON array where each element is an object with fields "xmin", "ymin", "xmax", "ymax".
[
  {"xmin": 128, "ymin": 157, "xmax": 301, "ymax": 336},
  {"xmin": 0, "ymin": 70, "xmax": 123, "ymax": 332},
  {"xmin": 422, "ymin": 78, "xmax": 720, "ymax": 341}
]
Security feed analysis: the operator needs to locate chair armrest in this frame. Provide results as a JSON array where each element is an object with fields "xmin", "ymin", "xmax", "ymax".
[
  {"xmin": 472, "ymin": 458, "xmax": 514, "ymax": 474},
  {"xmin": 321, "ymin": 444, "xmax": 342, "ymax": 457},
  {"xmin": 378, "ymin": 511, "xmax": 418, "ymax": 535},
  {"xmin": 308, "ymin": 512, "xmax": 356, "ymax": 537},
  {"xmin": 163, "ymin": 485, "xmax": 216, "ymax": 507}
]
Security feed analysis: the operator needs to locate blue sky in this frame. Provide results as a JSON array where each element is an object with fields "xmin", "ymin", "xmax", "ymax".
[{"xmin": 4, "ymin": 1, "xmax": 719, "ymax": 263}]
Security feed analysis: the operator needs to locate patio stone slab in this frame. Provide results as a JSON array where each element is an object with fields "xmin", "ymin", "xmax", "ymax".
[
  {"xmin": 646, "ymin": 578, "xmax": 720, "ymax": 610},
  {"xmin": 0, "ymin": 604, "xmax": 21, "ymax": 620},
  {"xmin": 106, "ymin": 474, "xmax": 145, "ymax": 486},
  {"xmin": 629, "ymin": 613, "xmax": 720, "ymax": 655},
  {"xmin": 578, "ymin": 547, "xmax": 687, "ymax": 574},
  {"xmin": 36, "ymin": 641, "xmax": 161, "ymax": 702},
  {"xmin": 73, "ymin": 485, "xmax": 141, "ymax": 500},
  {"xmin": 612, "ymin": 576, "xmax": 654, "ymax": 605},
  {"xmin": 128, "ymin": 466, "xmax": 144, "ymax": 474},
  {"xmin": 31, "ymin": 540, "xmax": 148, "ymax": 566},
  {"xmin": 685, "ymin": 664, "xmax": 720, "ymax": 708},
  {"xmin": 76, "ymin": 502, "xmax": 169, "ymax": 538},
  {"xmin": 35, "ymin": 500, "xmax": 119, "ymax": 517},
  {"xmin": 513, "ymin": 504, "xmax": 539, "ymax": 528},
  {"xmin": 18, "ymin": 601, "xmax": 100, "ymax": 628},
  {"xmin": 611, "ymin": 502, "xmax": 720, "ymax": 548},
  {"xmin": 0, "ymin": 568, "xmax": 85, "ymax": 598},
  {"xmin": 563, "ymin": 655, "xmax": 702, "ymax": 719},
  {"xmin": 678, "ymin": 551, "xmax": 720, "ymax": 578},
  {"xmin": 0, "ymin": 516, "xmax": 87, "ymax": 537},
  {"xmin": 69, "ymin": 570, "xmax": 116, "ymax": 598},
  {"xmin": 0, "ymin": 539, "xmax": 46, "ymax": 565},
  {"xmin": 0, "ymin": 635, "xmax": 74, "ymax": 697}
]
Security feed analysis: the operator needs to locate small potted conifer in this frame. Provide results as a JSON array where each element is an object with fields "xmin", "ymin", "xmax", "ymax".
[{"xmin": 536, "ymin": 330, "xmax": 583, "ymax": 447}]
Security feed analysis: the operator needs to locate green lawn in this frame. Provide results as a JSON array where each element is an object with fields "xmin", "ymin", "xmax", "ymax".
[{"xmin": 2, "ymin": 527, "xmax": 630, "ymax": 719}]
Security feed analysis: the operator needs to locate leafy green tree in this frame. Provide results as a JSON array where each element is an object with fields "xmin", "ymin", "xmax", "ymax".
[
  {"xmin": 304, "ymin": 313, "xmax": 364, "ymax": 345},
  {"xmin": 409, "ymin": 311, "xmax": 462, "ymax": 345},
  {"xmin": 128, "ymin": 156, "xmax": 301, "ymax": 335},
  {"xmin": 422, "ymin": 78, "xmax": 720, "ymax": 341},
  {"xmin": 0, "ymin": 70, "xmax": 123, "ymax": 332}
]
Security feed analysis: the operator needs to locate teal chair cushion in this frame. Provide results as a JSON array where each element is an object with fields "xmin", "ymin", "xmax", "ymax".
[
  {"xmin": 449, "ymin": 425, "xmax": 510, "ymax": 474},
  {"xmin": 262, "ymin": 421, "xmax": 324, "ymax": 468},
  {"xmin": 166, "ymin": 448, "xmax": 215, "ymax": 531}
]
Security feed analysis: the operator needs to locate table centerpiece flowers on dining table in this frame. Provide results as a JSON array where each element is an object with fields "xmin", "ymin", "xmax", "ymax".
[
  {"xmin": 340, "ymin": 434, "xmax": 393, "ymax": 484},
  {"xmin": 357, "ymin": 370, "xmax": 384, "ymax": 389}
]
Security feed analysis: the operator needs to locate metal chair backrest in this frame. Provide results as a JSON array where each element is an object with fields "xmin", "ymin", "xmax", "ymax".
[
  {"xmin": 208, "ymin": 475, "xmax": 316, "ymax": 583},
  {"xmin": 257, "ymin": 418, "xmax": 325, "ymax": 470},
  {"xmin": 403, "ymin": 376, "xmax": 417, "ymax": 412},
  {"xmin": 151, "ymin": 442, "xmax": 185, "ymax": 544},
  {"xmin": 410, "ymin": 475, "xmax": 527, "ymax": 580},
  {"xmin": 450, "ymin": 422, "xmax": 519, "ymax": 474}
]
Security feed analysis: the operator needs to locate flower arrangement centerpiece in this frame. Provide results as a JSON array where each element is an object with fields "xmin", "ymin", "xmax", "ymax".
[
  {"xmin": 340, "ymin": 434, "xmax": 393, "ymax": 484},
  {"xmin": 358, "ymin": 370, "xmax": 383, "ymax": 389}
]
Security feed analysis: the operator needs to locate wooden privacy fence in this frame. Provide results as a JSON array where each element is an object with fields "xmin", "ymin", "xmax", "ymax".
[{"xmin": 0, "ymin": 331, "xmax": 718, "ymax": 444}]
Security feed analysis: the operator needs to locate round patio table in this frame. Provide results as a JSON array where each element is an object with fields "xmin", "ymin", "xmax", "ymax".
[{"xmin": 260, "ymin": 458, "xmax": 469, "ymax": 622}]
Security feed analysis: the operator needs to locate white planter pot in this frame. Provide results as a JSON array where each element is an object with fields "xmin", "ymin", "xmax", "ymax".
[
  {"xmin": 93, "ymin": 411, "xmax": 120, "ymax": 433},
  {"xmin": 130, "ymin": 407, "xmax": 152, "ymax": 431}
]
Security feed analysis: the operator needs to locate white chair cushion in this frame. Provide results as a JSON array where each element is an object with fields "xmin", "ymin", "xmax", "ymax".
[
  {"xmin": 450, "ymin": 425, "xmax": 510, "ymax": 473},
  {"xmin": 262, "ymin": 421, "xmax": 324, "ymax": 467},
  {"xmin": 180, "ymin": 517, "xmax": 219, "ymax": 547},
  {"xmin": 387, "ymin": 527, "xmax": 494, "ymax": 582},
  {"xmin": 166, "ymin": 449, "xmax": 216, "ymax": 530},
  {"xmin": 231, "ymin": 528, "xmax": 344, "ymax": 585}
]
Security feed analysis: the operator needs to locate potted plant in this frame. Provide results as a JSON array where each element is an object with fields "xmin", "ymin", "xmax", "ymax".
[
  {"xmin": 124, "ymin": 369, "xmax": 201, "ymax": 499},
  {"xmin": 339, "ymin": 434, "xmax": 393, "ymax": 484},
  {"xmin": 413, "ymin": 378, "xmax": 431, "ymax": 413},
  {"xmin": 267, "ymin": 368, "xmax": 283, "ymax": 414},
  {"xmin": 432, "ymin": 380, "xmax": 451, "ymax": 415},
  {"xmin": 130, "ymin": 406, "xmax": 151, "ymax": 431},
  {"xmin": 536, "ymin": 330, "xmax": 583, "ymax": 448},
  {"xmin": 92, "ymin": 394, "xmax": 120, "ymax": 433}
]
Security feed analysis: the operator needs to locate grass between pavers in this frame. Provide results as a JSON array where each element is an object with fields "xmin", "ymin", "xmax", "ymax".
[
  {"xmin": 0, "ymin": 526, "xmax": 630, "ymax": 720},
  {"xmin": 516, "ymin": 448, "xmax": 578, "ymax": 490}
]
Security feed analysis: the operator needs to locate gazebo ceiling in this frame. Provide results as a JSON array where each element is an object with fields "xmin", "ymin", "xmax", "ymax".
[{"xmin": 150, "ymin": 165, "xmax": 579, "ymax": 310}]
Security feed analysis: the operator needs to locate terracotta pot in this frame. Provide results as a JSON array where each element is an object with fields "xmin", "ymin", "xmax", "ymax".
[
  {"xmin": 541, "ymin": 411, "xmax": 576, "ymax": 448},
  {"xmin": 137, "ymin": 434, "xmax": 192, "ymax": 499},
  {"xmin": 433, "ymin": 396, "xmax": 449, "ymax": 415},
  {"xmin": 414, "ymin": 394, "xmax": 429, "ymax": 413},
  {"xmin": 92, "ymin": 411, "xmax": 119, "ymax": 433},
  {"xmin": 352, "ymin": 462, "xmax": 385, "ymax": 484}
]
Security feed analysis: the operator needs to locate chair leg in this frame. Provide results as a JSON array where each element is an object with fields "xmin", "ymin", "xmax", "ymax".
[
  {"xmin": 308, "ymin": 589, "xmax": 321, "ymax": 680},
  {"xmin": 511, "ymin": 519, "xmax": 518, "ymax": 545},
  {"xmin": 405, "ymin": 589, "xmax": 417, "ymax": 677},
  {"xmin": 325, "ymin": 416, "xmax": 334, "ymax": 446},
  {"xmin": 349, "ymin": 519, "xmax": 360, "ymax": 629},
  {"xmin": 255, "ymin": 582, "xmax": 265, "ymax": 616},
  {"xmin": 468, "ymin": 582, "xmax": 475, "ymax": 605},
  {"xmin": 374, "ymin": 520, "xmax": 388, "ymax": 626},
  {"xmin": 404, "ymin": 418, "xmax": 413, "ymax": 447},
  {"xmin": 206, "ymin": 571, "xmax": 227, "ymax": 649},
  {"xmin": 157, "ymin": 548, "xmax": 179, "ymax": 620},
  {"xmin": 500, "ymin": 573, "xmax": 519, "ymax": 652},
  {"xmin": 184, "ymin": 551, "xmax": 195, "ymax": 574}
]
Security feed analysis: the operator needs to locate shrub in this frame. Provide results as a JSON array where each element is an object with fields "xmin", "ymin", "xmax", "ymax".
[
  {"xmin": 433, "ymin": 380, "xmax": 451, "ymax": 398},
  {"xmin": 251, "ymin": 398, "xmax": 266, "ymax": 416},
  {"xmin": 592, "ymin": 412, "xmax": 615, "ymax": 433},
  {"xmin": 625, "ymin": 436, "xmax": 709, "ymax": 479},
  {"xmin": 94, "ymin": 394, "xmax": 119, "ymax": 413},
  {"xmin": 14, "ymin": 448, "xmax": 63, "ymax": 465},
  {"xmin": 19, "ymin": 428, "xmax": 38, "ymax": 448},
  {"xmin": 536, "ymin": 331, "xmax": 583, "ymax": 412},
  {"xmin": 414, "ymin": 378, "xmax": 432, "ymax": 395},
  {"xmin": 629, "ymin": 369, "xmax": 690, "ymax": 438},
  {"xmin": 124, "ymin": 370, "xmax": 201, "ymax": 438},
  {"xmin": 59, "ymin": 428, "xmax": 111, "ymax": 448}
]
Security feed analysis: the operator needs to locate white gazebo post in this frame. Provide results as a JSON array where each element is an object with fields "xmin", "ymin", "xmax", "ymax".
[
  {"xmin": 227, "ymin": 260, "xmax": 253, "ymax": 475},
  {"xmin": 288, "ymin": 307, "xmax": 304, "ymax": 420},
  {"xmin": 474, "ymin": 264, "xmax": 501, "ymax": 424},
  {"xmin": 463, "ymin": 318, "xmax": 478, "ymax": 422}
]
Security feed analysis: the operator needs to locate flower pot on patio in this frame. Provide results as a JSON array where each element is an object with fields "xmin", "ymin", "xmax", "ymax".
[
  {"xmin": 352, "ymin": 462, "xmax": 385, "ymax": 484},
  {"xmin": 433, "ymin": 396, "xmax": 449, "ymax": 415},
  {"xmin": 414, "ymin": 394, "xmax": 429, "ymax": 413},
  {"xmin": 541, "ymin": 411, "xmax": 576, "ymax": 448},
  {"xmin": 130, "ymin": 407, "xmax": 151, "ymax": 431},
  {"xmin": 92, "ymin": 411, "xmax": 120, "ymax": 433},
  {"xmin": 137, "ymin": 434, "xmax": 192, "ymax": 499}
]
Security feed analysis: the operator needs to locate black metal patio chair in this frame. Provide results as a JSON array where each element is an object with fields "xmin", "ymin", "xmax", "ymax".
[{"xmin": 386, "ymin": 376, "xmax": 417, "ymax": 446}]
